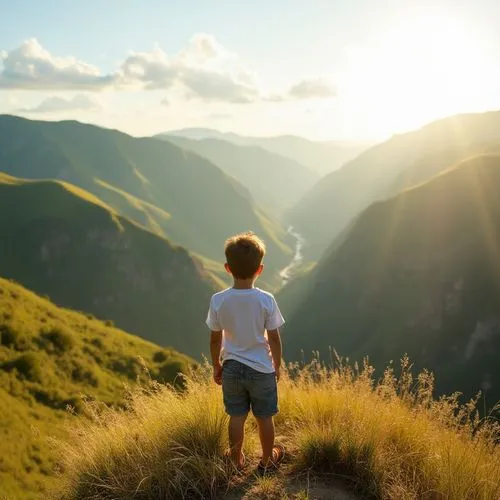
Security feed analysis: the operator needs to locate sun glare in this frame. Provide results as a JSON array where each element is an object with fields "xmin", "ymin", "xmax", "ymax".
[{"xmin": 343, "ymin": 10, "xmax": 495, "ymax": 136}]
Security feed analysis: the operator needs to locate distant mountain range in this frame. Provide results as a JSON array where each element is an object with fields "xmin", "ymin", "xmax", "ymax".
[
  {"xmin": 0, "ymin": 173, "xmax": 215, "ymax": 358},
  {"xmin": 2, "ymin": 111, "xmax": 499, "ymax": 414},
  {"xmin": 164, "ymin": 127, "xmax": 371, "ymax": 176},
  {"xmin": 0, "ymin": 276, "xmax": 193, "ymax": 498},
  {"xmin": 159, "ymin": 135, "xmax": 319, "ymax": 213},
  {"xmin": 0, "ymin": 115, "xmax": 293, "ymax": 287},
  {"xmin": 281, "ymin": 154, "xmax": 500, "ymax": 405},
  {"xmin": 287, "ymin": 111, "xmax": 500, "ymax": 259}
]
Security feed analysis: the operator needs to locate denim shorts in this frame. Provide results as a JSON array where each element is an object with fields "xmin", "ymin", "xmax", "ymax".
[{"xmin": 222, "ymin": 360, "xmax": 278, "ymax": 418}]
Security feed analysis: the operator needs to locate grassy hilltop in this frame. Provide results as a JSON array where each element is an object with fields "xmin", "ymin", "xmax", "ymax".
[{"xmin": 55, "ymin": 359, "xmax": 500, "ymax": 500}]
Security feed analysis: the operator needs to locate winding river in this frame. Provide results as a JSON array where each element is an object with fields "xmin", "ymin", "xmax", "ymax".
[{"xmin": 279, "ymin": 226, "xmax": 305, "ymax": 285}]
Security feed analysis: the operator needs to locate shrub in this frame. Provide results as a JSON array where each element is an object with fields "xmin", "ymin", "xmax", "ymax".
[
  {"xmin": 90, "ymin": 337, "xmax": 103, "ymax": 348},
  {"xmin": 110, "ymin": 356, "xmax": 141, "ymax": 380},
  {"xmin": 32, "ymin": 388, "xmax": 85, "ymax": 413},
  {"xmin": 39, "ymin": 327, "xmax": 76, "ymax": 353},
  {"xmin": 71, "ymin": 362, "xmax": 99, "ymax": 387},
  {"xmin": 155, "ymin": 359, "xmax": 188, "ymax": 386},
  {"xmin": 152, "ymin": 350, "xmax": 168, "ymax": 363},
  {"xmin": 0, "ymin": 324, "xmax": 20, "ymax": 348},
  {"xmin": 1, "ymin": 353, "xmax": 44, "ymax": 382}
]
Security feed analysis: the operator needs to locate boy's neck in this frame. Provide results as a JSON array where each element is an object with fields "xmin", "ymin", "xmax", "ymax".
[{"xmin": 232, "ymin": 278, "xmax": 256, "ymax": 290}]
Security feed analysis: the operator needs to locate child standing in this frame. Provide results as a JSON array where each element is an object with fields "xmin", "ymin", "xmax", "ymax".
[{"xmin": 206, "ymin": 232, "xmax": 285, "ymax": 472}]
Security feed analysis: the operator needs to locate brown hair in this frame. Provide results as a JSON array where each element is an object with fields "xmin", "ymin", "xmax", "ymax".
[{"xmin": 224, "ymin": 232, "xmax": 266, "ymax": 279}]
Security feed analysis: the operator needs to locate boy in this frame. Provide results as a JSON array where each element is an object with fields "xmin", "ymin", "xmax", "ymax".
[{"xmin": 206, "ymin": 232, "xmax": 285, "ymax": 472}]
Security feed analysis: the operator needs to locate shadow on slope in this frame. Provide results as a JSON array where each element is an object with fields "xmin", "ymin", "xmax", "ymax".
[
  {"xmin": 0, "ymin": 173, "xmax": 215, "ymax": 358},
  {"xmin": 283, "ymin": 155, "xmax": 500, "ymax": 405}
]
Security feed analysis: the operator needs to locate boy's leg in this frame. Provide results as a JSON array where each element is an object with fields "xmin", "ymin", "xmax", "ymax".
[
  {"xmin": 229, "ymin": 415, "xmax": 247, "ymax": 466},
  {"xmin": 248, "ymin": 370, "xmax": 279, "ymax": 465},
  {"xmin": 255, "ymin": 416, "xmax": 274, "ymax": 464},
  {"xmin": 222, "ymin": 361, "xmax": 250, "ymax": 467}
]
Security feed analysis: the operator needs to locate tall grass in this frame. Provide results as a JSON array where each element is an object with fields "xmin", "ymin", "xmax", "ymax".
[{"xmin": 56, "ymin": 358, "xmax": 500, "ymax": 499}]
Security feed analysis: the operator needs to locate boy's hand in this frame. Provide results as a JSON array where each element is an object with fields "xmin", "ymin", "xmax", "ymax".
[
  {"xmin": 275, "ymin": 367, "xmax": 281, "ymax": 382},
  {"xmin": 213, "ymin": 363, "xmax": 223, "ymax": 385}
]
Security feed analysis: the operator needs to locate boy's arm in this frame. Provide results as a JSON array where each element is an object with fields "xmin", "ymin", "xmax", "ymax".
[
  {"xmin": 267, "ymin": 329, "xmax": 282, "ymax": 380},
  {"xmin": 209, "ymin": 330, "xmax": 223, "ymax": 385}
]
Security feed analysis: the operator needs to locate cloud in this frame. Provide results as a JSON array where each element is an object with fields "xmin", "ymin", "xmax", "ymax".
[
  {"xmin": 120, "ymin": 34, "xmax": 260, "ymax": 103},
  {"xmin": 0, "ymin": 36, "xmax": 336, "ymax": 105},
  {"xmin": 264, "ymin": 78, "xmax": 337, "ymax": 102},
  {"xmin": 121, "ymin": 47, "xmax": 176, "ymax": 90},
  {"xmin": 288, "ymin": 78, "xmax": 337, "ymax": 99},
  {"xmin": 182, "ymin": 67, "xmax": 259, "ymax": 103},
  {"xmin": 20, "ymin": 94, "xmax": 102, "ymax": 113},
  {"xmin": 0, "ymin": 39, "xmax": 116, "ymax": 90}
]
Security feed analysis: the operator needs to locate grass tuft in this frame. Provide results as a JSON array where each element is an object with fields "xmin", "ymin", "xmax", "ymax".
[{"xmin": 55, "ymin": 359, "xmax": 500, "ymax": 500}]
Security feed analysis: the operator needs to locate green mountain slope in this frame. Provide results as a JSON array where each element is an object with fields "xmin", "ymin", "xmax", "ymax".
[
  {"xmin": 387, "ymin": 142, "xmax": 493, "ymax": 197},
  {"xmin": 165, "ymin": 127, "xmax": 370, "ymax": 175},
  {"xmin": 159, "ymin": 135, "xmax": 319, "ymax": 213},
  {"xmin": 0, "ymin": 276, "xmax": 193, "ymax": 499},
  {"xmin": 282, "ymin": 155, "xmax": 500, "ymax": 405},
  {"xmin": 0, "ymin": 173, "xmax": 215, "ymax": 358},
  {"xmin": 0, "ymin": 115, "xmax": 292, "ymax": 284},
  {"xmin": 288, "ymin": 111, "xmax": 500, "ymax": 259}
]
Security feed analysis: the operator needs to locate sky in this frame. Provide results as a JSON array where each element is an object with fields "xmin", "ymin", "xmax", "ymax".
[{"xmin": 1, "ymin": 0, "xmax": 500, "ymax": 141}]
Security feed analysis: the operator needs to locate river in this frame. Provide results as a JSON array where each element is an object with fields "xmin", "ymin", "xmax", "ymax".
[{"xmin": 279, "ymin": 226, "xmax": 305, "ymax": 285}]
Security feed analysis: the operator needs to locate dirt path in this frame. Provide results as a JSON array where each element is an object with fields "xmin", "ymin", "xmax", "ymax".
[{"xmin": 223, "ymin": 454, "xmax": 362, "ymax": 500}]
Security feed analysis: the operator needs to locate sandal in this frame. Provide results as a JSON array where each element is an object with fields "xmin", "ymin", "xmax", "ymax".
[{"xmin": 257, "ymin": 444, "xmax": 285, "ymax": 474}]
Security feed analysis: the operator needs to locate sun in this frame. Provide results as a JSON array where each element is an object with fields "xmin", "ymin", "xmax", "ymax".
[{"xmin": 342, "ymin": 9, "xmax": 496, "ymax": 137}]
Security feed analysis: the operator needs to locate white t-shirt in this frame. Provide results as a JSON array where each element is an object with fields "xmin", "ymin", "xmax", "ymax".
[{"xmin": 206, "ymin": 287, "xmax": 285, "ymax": 373}]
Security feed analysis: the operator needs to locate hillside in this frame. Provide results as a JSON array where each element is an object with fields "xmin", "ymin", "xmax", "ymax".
[
  {"xmin": 0, "ymin": 277, "xmax": 193, "ymax": 499},
  {"xmin": 165, "ymin": 128, "xmax": 369, "ymax": 175},
  {"xmin": 288, "ymin": 111, "xmax": 500, "ymax": 258},
  {"xmin": 0, "ymin": 174, "xmax": 215, "ymax": 358},
  {"xmin": 160, "ymin": 135, "xmax": 319, "ymax": 213},
  {"xmin": 0, "ymin": 115, "xmax": 292, "ymax": 285},
  {"xmin": 387, "ymin": 142, "xmax": 493, "ymax": 197},
  {"xmin": 282, "ymin": 155, "xmax": 500, "ymax": 405}
]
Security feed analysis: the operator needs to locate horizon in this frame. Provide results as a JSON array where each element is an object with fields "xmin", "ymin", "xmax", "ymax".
[{"xmin": 2, "ymin": 1, "xmax": 500, "ymax": 141}]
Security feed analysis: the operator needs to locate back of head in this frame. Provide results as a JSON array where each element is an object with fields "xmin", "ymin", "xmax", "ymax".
[{"xmin": 225, "ymin": 232, "xmax": 266, "ymax": 279}]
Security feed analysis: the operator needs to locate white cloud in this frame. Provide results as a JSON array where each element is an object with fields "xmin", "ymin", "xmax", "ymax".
[
  {"xmin": 178, "ymin": 33, "xmax": 226, "ymax": 64},
  {"xmin": 121, "ymin": 47, "xmax": 176, "ymax": 90},
  {"xmin": 20, "ymin": 94, "xmax": 102, "ymax": 113},
  {"xmin": 288, "ymin": 78, "xmax": 337, "ymax": 99},
  {"xmin": 0, "ymin": 36, "xmax": 337, "ymax": 106},
  {"xmin": 120, "ymin": 34, "xmax": 260, "ymax": 103},
  {"xmin": 182, "ymin": 67, "xmax": 259, "ymax": 103},
  {"xmin": 0, "ymin": 39, "xmax": 116, "ymax": 90}
]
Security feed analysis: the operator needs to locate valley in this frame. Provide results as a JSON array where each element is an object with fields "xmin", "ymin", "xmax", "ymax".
[{"xmin": 1, "ymin": 110, "xmax": 499, "ymax": 498}]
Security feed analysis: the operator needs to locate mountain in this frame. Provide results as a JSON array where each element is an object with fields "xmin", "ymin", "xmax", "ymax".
[
  {"xmin": 0, "ymin": 115, "xmax": 292, "ymax": 286},
  {"xmin": 159, "ymin": 135, "xmax": 319, "ymax": 213},
  {"xmin": 0, "ymin": 173, "xmax": 215, "ymax": 358},
  {"xmin": 165, "ymin": 128, "xmax": 370, "ymax": 175},
  {"xmin": 288, "ymin": 111, "xmax": 500, "ymax": 259},
  {"xmin": 281, "ymin": 154, "xmax": 500, "ymax": 405},
  {"xmin": 0, "ymin": 276, "xmax": 193, "ymax": 499}
]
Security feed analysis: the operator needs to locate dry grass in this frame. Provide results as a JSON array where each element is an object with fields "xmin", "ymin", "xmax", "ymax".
[{"xmin": 55, "ymin": 357, "xmax": 500, "ymax": 499}]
